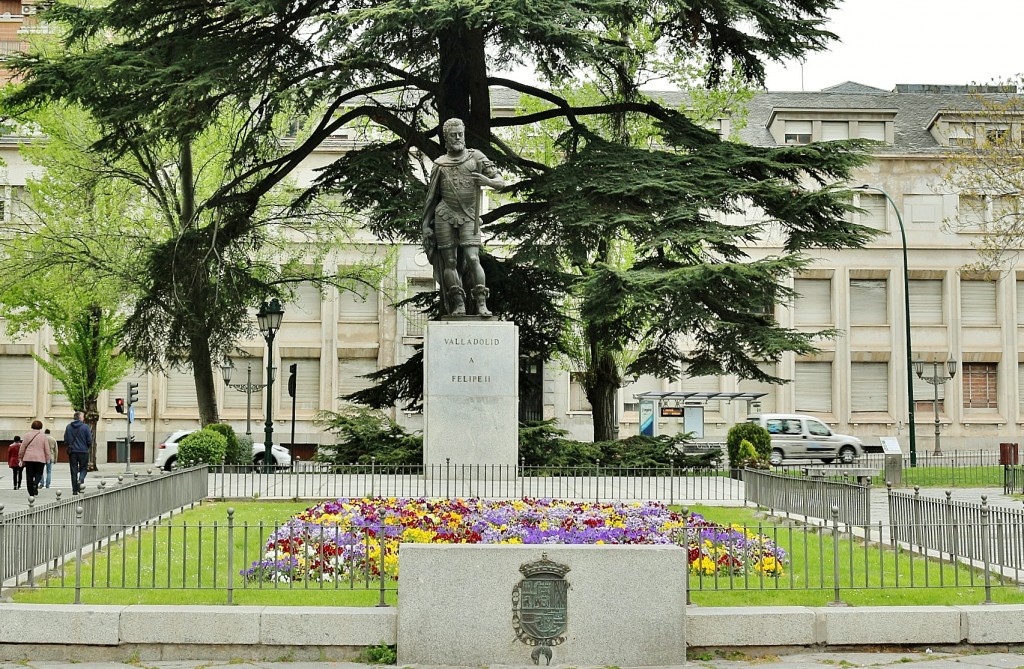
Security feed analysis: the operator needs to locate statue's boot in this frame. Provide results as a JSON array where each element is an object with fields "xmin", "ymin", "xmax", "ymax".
[
  {"xmin": 448, "ymin": 285, "xmax": 467, "ymax": 315},
  {"xmin": 472, "ymin": 284, "xmax": 491, "ymax": 317}
]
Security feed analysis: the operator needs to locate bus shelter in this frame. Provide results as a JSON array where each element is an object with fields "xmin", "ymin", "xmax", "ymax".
[{"xmin": 633, "ymin": 391, "xmax": 767, "ymax": 437}]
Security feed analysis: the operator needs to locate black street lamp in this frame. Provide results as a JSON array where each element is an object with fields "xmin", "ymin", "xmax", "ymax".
[
  {"xmin": 855, "ymin": 185, "xmax": 918, "ymax": 466},
  {"xmin": 914, "ymin": 358, "xmax": 958, "ymax": 456},
  {"xmin": 257, "ymin": 298, "xmax": 285, "ymax": 472},
  {"xmin": 220, "ymin": 358, "xmax": 267, "ymax": 437}
]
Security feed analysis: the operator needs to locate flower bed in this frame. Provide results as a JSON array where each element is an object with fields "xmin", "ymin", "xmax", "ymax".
[{"xmin": 242, "ymin": 497, "xmax": 787, "ymax": 583}]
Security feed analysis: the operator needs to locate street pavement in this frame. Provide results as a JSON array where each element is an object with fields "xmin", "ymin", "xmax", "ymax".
[{"xmin": 0, "ymin": 649, "xmax": 1021, "ymax": 669}]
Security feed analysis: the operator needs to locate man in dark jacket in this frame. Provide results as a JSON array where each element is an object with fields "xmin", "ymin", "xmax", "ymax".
[{"xmin": 63, "ymin": 411, "xmax": 92, "ymax": 495}]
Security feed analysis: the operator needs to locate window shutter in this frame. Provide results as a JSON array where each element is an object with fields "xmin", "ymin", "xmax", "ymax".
[
  {"xmin": 738, "ymin": 363, "xmax": 776, "ymax": 413},
  {"xmin": 338, "ymin": 358, "xmax": 377, "ymax": 396},
  {"xmin": 909, "ymin": 279, "xmax": 943, "ymax": 325},
  {"xmin": 913, "ymin": 372, "xmax": 945, "ymax": 401},
  {"xmin": 569, "ymin": 372, "xmax": 592, "ymax": 412},
  {"xmin": 794, "ymin": 362, "xmax": 832, "ymax": 413},
  {"xmin": 821, "ymin": 121, "xmax": 849, "ymax": 141},
  {"xmin": 293, "ymin": 282, "xmax": 322, "ymax": 320},
  {"xmin": 859, "ymin": 193, "xmax": 887, "ymax": 229},
  {"xmin": 850, "ymin": 279, "xmax": 888, "ymax": 325},
  {"xmin": 793, "ymin": 278, "xmax": 832, "ymax": 325},
  {"xmin": 124, "ymin": 369, "xmax": 150, "ymax": 411},
  {"xmin": 859, "ymin": 122, "xmax": 886, "ymax": 141},
  {"xmin": 281, "ymin": 358, "xmax": 321, "ymax": 410},
  {"xmin": 851, "ymin": 362, "xmax": 888, "ymax": 412},
  {"xmin": 404, "ymin": 278, "xmax": 434, "ymax": 337},
  {"xmin": 0, "ymin": 355, "xmax": 34, "ymax": 405},
  {"xmin": 961, "ymin": 280, "xmax": 997, "ymax": 325},
  {"xmin": 1018, "ymin": 363, "xmax": 1024, "ymax": 410},
  {"xmin": 51, "ymin": 377, "xmax": 72, "ymax": 408},
  {"xmin": 847, "ymin": 360, "xmax": 888, "ymax": 411},
  {"xmin": 338, "ymin": 285, "xmax": 379, "ymax": 321},
  {"xmin": 165, "ymin": 368, "xmax": 196, "ymax": 408},
  {"xmin": 680, "ymin": 366, "xmax": 720, "ymax": 412},
  {"xmin": 223, "ymin": 358, "xmax": 263, "ymax": 410}
]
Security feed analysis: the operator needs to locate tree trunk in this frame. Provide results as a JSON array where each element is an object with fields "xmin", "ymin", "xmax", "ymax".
[
  {"xmin": 85, "ymin": 304, "xmax": 102, "ymax": 471},
  {"xmin": 436, "ymin": 24, "xmax": 491, "ymax": 149},
  {"xmin": 190, "ymin": 333, "xmax": 219, "ymax": 426},
  {"xmin": 586, "ymin": 351, "xmax": 622, "ymax": 443}
]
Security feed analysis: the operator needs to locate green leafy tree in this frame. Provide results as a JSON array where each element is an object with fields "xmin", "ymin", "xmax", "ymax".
[
  {"xmin": 726, "ymin": 422, "xmax": 771, "ymax": 468},
  {"xmin": 6, "ymin": 0, "xmax": 873, "ymax": 440},
  {"xmin": 1, "ymin": 79, "xmax": 385, "ymax": 428}
]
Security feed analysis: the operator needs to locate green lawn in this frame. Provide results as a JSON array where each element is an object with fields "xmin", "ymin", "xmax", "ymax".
[{"xmin": 9, "ymin": 500, "xmax": 1023, "ymax": 607}]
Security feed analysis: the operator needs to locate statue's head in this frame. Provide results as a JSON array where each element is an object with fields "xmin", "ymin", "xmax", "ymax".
[{"xmin": 443, "ymin": 118, "xmax": 466, "ymax": 152}]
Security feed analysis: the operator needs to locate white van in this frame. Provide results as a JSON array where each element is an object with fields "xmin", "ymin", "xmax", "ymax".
[{"xmin": 746, "ymin": 413, "xmax": 864, "ymax": 466}]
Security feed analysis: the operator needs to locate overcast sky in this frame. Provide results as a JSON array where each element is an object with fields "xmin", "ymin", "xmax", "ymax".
[{"xmin": 762, "ymin": 0, "xmax": 1020, "ymax": 92}]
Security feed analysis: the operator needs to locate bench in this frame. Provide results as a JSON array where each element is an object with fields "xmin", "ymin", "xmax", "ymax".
[{"xmin": 801, "ymin": 466, "xmax": 880, "ymax": 486}]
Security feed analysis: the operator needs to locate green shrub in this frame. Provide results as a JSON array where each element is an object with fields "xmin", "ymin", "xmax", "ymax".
[
  {"xmin": 726, "ymin": 422, "xmax": 771, "ymax": 468},
  {"xmin": 178, "ymin": 429, "xmax": 228, "ymax": 467},
  {"xmin": 206, "ymin": 423, "xmax": 245, "ymax": 465},
  {"xmin": 315, "ymin": 405, "xmax": 423, "ymax": 466},
  {"xmin": 237, "ymin": 434, "xmax": 254, "ymax": 462}
]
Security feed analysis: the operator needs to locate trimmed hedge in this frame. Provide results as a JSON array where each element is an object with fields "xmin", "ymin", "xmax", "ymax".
[{"xmin": 178, "ymin": 429, "xmax": 228, "ymax": 467}]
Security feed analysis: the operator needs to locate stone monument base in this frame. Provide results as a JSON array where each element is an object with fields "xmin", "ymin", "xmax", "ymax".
[
  {"xmin": 396, "ymin": 543, "xmax": 687, "ymax": 667},
  {"xmin": 423, "ymin": 319, "xmax": 518, "ymax": 477}
]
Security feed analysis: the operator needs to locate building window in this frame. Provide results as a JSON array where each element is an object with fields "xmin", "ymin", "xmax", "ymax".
[
  {"xmin": 962, "ymin": 362, "xmax": 997, "ymax": 409},
  {"xmin": 338, "ymin": 282, "xmax": 379, "ymax": 321},
  {"xmin": 738, "ymin": 363, "xmax": 776, "ymax": 414},
  {"xmin": 1016, "ymin": 276, "xmax": 1024, "ymax": 325},
  {"xmin": 165, "ymin": 367, "xmax": 196, "ymax": 409},
  {"xmin": 858, "ymin": 193, "xmax": 887, "ymax": 229},
  {"xmin": 851, "ymin": 362, "xmax": 888, "ymax": 413},
  {"xmin": 222, "ymin": 357, "xmax": 263, "ymax": 410},
  {"xmin": 960, "ymin": 279, "xmax": 997, "ymax": 326},
  {"xmin": 849, "ymin": 279, "xmax": 887, "ymax": 325},
  {"xmin": 338, "ymin": 357, "xmax": 377, "ymax": 397},
  {"xmin": 793, "ymin": 278, "xmax": 832, "ymax": 325},
  {"xmin": 568, "ymin": 372, "xmax": 592, "ymax": 413},
  {"xmin": 948, "ymin": 124, "xmax": 975, "ymax": 147},
  {"xmin": 291, "ymin": 281, "xmax": 323, "ymax": 320},
  {"xmin": 913, "ymin": 371, "xmax": 945, "ymax": 415},
  {"xmin": 784, "ymin": 120, "xmax": 811, "ymax": 145},
  {"xmin": 794, "ymin": 361, "xmax": 832, "ymax": 413},
  {"xmin": 909, "ymin": 279, "xmax": 943, "ymax": 325},
  {"xmin": 821, "ymin": 121, "xmax": 849, "ymax": 141},
  {"xmin": 281, "ymin": 357, "xmax": 321, "ymax": 410},
  {"xmin": 984, "ymin": 125, "xmax": 1009, "ymax": 145},
  {"xmin": 404, "ymin": 278, "xmax": 434, "ymax": 337},
  {"xmin": 859, "ymin": 121, "xmax": 886, "ymax": 142},
  {"xmin": 958, "ymin": 195, "xmax": 987, "ymax": 228},
  {"xmin": 680, "ymin": 364, "xmax": 720, "ymax": 413}
]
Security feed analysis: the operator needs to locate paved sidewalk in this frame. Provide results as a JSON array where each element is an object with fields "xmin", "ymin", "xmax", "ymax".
[{"xmin": 0, "ymin": 649, "xmax": 1021, "ymax": 669}]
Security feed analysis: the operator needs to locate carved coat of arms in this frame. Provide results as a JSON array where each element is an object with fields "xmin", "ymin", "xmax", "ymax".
[{"xmin": 512, "ymin": 553, "xmax": 570, "ymax": 665}]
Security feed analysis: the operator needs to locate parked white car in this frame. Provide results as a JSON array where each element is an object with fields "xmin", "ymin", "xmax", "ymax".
[
  {"xmin": 154, "ymin": 430, "xmax": 292, "ymax": 471},
  {"xmin": 746, "ymin": 413, "xmax": 864, "ymax": 466}
]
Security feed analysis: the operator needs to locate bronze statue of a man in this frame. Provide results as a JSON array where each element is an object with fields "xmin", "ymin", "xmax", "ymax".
[{"xmin": 421, "ymin": 118, "xmax": 504, "ymax": 316}]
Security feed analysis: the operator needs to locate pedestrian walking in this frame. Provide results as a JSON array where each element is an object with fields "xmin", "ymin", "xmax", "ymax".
[
  {"xmin": 63, "ymin": 411, "xmax": 92, "ymax": 495},
  {"xmin": 43, "ymin": 428, "xmax": 57, "ymax": 488},
  {"xmin": 19, "ymin": 420, "xmax": 51, "ymax": 497},
  {"xmin": 7, "ymin": 435, "xmax": 23, "ymax": 490}
]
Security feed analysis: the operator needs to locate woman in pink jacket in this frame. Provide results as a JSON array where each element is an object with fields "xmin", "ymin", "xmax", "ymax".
[{"xmin": 19, "ymin": 420, "xmax": 51, "ymax": 497}]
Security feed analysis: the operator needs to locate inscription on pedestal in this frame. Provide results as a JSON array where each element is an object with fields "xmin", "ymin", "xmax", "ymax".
[{"xmin": 426, "ymin": 328, "xmax": 516, "ymax": 397}]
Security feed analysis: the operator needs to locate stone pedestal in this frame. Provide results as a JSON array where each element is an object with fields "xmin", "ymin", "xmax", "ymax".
[{"xmin": 423, "ymin": 319, "xmax": 518, "ymax": 473}]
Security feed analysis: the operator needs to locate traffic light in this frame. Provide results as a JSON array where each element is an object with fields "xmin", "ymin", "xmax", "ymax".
[
  {"xmin": 114, "ymin": 398, "xmax": 125, "ymax": 414},
  {"xmin": 127, "ymin": 382, "xmax": 139, "ymax": 407},
  {"xmin": 288, "ymin": 363, "xmax": 297, "ymax": 398}
]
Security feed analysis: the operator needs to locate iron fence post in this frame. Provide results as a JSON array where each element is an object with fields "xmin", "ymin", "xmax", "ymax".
[
  {"xmin": 980, "ymin": 496, "xmax": 993, "ymax": 604},
  {"xmin": 74, "ymin": 505, "xmax": 84, "ymax": 604},
  {"xmin": 227, "ymin": 508, "xmax": 235, "ymax": 605},
  {"xmin": 377, "ymin": 523, "xmax": 388, "ymax": 608},
  {"xmin": 829, "ymin": 506, "xmax": 846, "ymax": 606}
]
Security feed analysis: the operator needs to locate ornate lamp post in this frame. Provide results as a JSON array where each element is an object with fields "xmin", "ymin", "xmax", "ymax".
[
  {"xmin": 855, "ymin": 185, "xmax": 918, "ymax": 466},
  {"xmin": 257, "ymin": 298, "xmax": 285, "ymax": 472},
  {"xmin": 914, "ymin": 358, "xmax": 957, "ymax": 456},
  {"xmin": 220, "ymin": 358, "xmax": 267, "ymax": 437}
]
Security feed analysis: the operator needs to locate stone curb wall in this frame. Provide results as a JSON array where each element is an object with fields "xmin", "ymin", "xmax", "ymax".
[{"xmin": 1, "ymin": 604, "xmax": 1022, "ymax": 661}]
